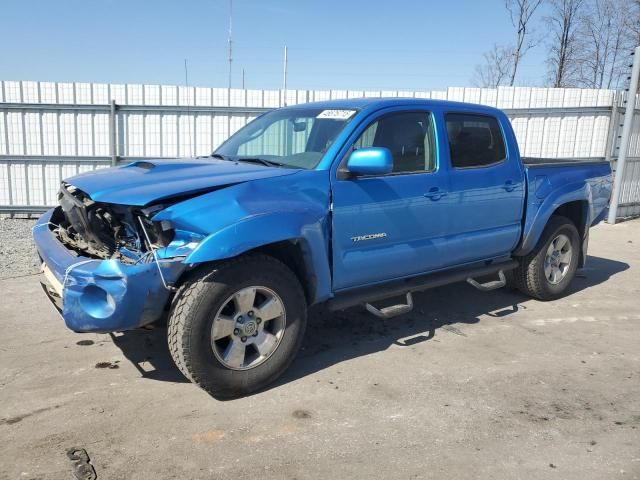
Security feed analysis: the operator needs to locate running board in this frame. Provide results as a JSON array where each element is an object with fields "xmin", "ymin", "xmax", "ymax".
[
  {"xmin": 365, "ymin": 292, "xmax": 414, "ymax": 319},
  {"xmin": 327, "ymin": 259, "xmax": 518, "ymax": 312},
  {"xmin": 466, "ymin": 270, "xmax": 507, "ymax": 291}
]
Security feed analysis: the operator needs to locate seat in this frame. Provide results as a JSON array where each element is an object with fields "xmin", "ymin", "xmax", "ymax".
[
  {"xmin": 374, "ymin": 115, "xmax": 426, "ymax": 173},
  {"xmin": 451, "ymin": 127, "xmax": 494, "ymax": 167}
]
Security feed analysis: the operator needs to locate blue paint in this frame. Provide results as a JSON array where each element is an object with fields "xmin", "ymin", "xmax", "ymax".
[
  {"xmin": 33, "ymin": 209, "xmax": 186, "ymax": 332},
  {"xmin": 33, "ymin": 98, "xmax": 612, "ymax": 333},
  {"xmin": 515, "ymin": 162, "xmax": 612, "ymax": 255},
  {"xmin": 153, "ymin": 171, "xmax": 333, "ymax": 302},
  {"xmin": 67, "ymin": 157, "xmax": 299, "ymax": 206},
  {"xmin": 345, "ymin": 147, "xmax": 393, "ymax": 176}
]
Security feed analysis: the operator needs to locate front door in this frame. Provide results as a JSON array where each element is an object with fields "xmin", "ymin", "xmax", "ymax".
[{"xmin": 331, "ymin": 109, "xmax": 450, "ymax": 291}]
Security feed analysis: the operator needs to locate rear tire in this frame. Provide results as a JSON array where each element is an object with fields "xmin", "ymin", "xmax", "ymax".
[
  {"xmin": 168, "ymin": 254, "xmax": 307, "ymax": 399},
  {"xmin": 512, "ymin": 215, "xmax": 580, "ymax": 301}
]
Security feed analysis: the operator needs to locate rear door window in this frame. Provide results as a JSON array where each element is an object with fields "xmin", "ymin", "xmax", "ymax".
[{"xmin": 445, "ymin": 113, "xmax": 506, "ymax": 168}]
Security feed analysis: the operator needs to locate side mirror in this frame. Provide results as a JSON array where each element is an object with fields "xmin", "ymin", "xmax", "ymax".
[{"xmin": 345, "ymin": 147, "xmax": 393, "ymax": 176}]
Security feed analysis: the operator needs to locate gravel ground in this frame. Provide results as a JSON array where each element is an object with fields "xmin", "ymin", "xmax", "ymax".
[{"xmin": 0, "ymin": 218, "xmax": 40, "ymax": 280}]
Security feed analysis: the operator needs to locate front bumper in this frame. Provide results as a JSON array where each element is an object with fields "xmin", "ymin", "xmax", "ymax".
[{"xmin": 33, "ymin": 209, "xmax": 187, "ymax": 333}]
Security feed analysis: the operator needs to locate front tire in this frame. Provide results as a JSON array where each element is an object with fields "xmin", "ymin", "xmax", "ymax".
[
  {"xmin": 168, "ymin": 254, "xmax": 307, "ymax": 399},
  {"xmin": 512, "ymin": 215, "xmax": 580, "ymax": 301}
]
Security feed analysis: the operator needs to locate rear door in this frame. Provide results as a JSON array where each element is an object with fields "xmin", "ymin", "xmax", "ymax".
[
  {"xmin": 443, "ymin": 112, "xmax": 525, "ymax": 265},
  {"xmin": 330, "ymin": 108, "xmax": 450, "ymax": 291}
]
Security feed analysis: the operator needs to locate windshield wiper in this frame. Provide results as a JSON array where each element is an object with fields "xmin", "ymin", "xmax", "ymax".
[
  {"xmin": 210, "ymin": 153, "xmax": 234, "ymax": 161},
  {"xmin": 209, "ymin": 154, "xmax": 288, "ymax": 168},
  {"xmin": 235, "ymin": 157, "xmax": 287, "ymax": 168}
]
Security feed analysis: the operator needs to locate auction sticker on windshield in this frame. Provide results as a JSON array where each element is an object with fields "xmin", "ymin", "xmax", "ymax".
[{"xmin": 316, "ymin": 109, "xmax": 356, "ymax": 120}]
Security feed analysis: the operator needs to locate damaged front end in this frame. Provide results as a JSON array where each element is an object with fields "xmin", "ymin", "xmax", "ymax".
[
  {"xmin": 34, "ymin": 184, "xmax": 202, "ymax": 332},
  {"xmin": 54, "ymin": 183, "xmax": 176, "ymax": 264}
]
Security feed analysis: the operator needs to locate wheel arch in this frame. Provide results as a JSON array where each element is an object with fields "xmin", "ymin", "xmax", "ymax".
[
  {"xmin": 180, "ymin": 212, "xmax": 332, "ymax": 305},
  {"xmin": 251, "ymin": 239, "xmax": 318, "ymax": 305},
  {"xmin": 516, "ymin": 176, "xmax": 593, "ymax": 260},
  {"xmin": 517, "ymin": 199, "xmax": 589, "ymax": 267},
  {"xmin": 549, "ymin": 200, "xmax": 589, "ymax": 267}
]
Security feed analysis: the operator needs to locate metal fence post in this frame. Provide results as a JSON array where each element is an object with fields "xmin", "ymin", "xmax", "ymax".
[
  {"xmin": 608, "ymin": 45, "xmax": 640, "ymax": 224},
  {"xmin": 604, "ymin": 99, "xmax": 619, "ymax": 164},
  {"xmin": 109, "ymin": 100, "xmax": 117, "ymax": 166}
]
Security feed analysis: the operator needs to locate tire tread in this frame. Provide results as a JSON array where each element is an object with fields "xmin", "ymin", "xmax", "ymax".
[
  {"xmin": 167, "ymin": 253, "xmax": 305, "ymax": 398},
  {"xmin": 512, "ymin": 215, "xmax": 579, "ymax": 301}
]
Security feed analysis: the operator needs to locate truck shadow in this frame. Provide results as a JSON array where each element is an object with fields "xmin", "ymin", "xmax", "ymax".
[
  {"xmin": 109, "ymin": 327, "xmax": 188, "ymax": 383},
  {"xmin": 109, "ymin": 255, "xmax": 629, "ymax": 392}
]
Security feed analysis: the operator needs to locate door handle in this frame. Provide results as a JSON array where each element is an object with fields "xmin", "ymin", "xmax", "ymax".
[
  {"xmin": 503, "ymin": 180, "xmax": 516, "ymax": 192},
  {"xmin": 424, "ymin": 188, "xmax": 448, "ymax": 201}
]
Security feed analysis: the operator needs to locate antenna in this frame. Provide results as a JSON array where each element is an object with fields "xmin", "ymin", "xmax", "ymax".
[
  {"xmin": 227, "ymin": 0, "xmax": 233, "ymax": 106},
  {"xmin": 184, "ymin": 58, "xmax": 193, "ymax": 157},
  {"xmin": 283, "ymin": 46, "xmax": 288, "ymax": 106}
]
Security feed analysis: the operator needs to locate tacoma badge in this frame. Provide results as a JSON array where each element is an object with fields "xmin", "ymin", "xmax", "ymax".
[{"xmin": 351, "ymin": 233, "xmax": 387, "ymax": 242}]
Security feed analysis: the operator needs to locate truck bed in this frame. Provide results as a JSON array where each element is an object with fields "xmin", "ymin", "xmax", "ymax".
[{"xmin": 516, "ymin": 158, "xmax": 612, "ymax": 256}]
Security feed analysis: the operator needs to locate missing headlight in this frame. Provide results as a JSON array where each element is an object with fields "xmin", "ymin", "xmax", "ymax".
[
  {"xmin": 56, "ymin": 184, "xmax": 142, "ymax": 260},
  {"xmin": 137, "ymin": 215, "xmax": 175, "ymax": 248}
]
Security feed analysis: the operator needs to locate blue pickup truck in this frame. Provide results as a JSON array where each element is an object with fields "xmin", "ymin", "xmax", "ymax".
[{"xmin": 34, "ymin": 98, "xmax": 612, "ymax": 398}]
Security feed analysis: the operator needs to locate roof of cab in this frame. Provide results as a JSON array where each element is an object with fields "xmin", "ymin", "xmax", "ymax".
[{"xmin": 284, "ymin": 97, "xmax": 504, "ymax": 116}]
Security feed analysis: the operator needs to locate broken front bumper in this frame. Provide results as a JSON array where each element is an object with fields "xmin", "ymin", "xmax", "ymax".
[{"xmin": 33, "ymin": 209, "xmax": 187, "ymax": 333}]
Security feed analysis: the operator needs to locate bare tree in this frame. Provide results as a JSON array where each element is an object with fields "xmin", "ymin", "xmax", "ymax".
[
  {"xmin": 627, "ymin": 0, "xmax": 640, "ymax": 47},
  {"xmin": 545, "ymin": 0, "xmax": 586, "ymax": 87},
  {"xmin": 505, "ymin": 0, "xmax": 545, "ymax": 86},
  {"xmin": 471, "ymin": 0, "xmax": 638, "ymax": 88},
  {"xmin": 575, "ymin": 0, "xmax": 631, "ymax": 89},
  {"xmin": 473, "ymin": 44, "xmax": 514, "ymax": 87}
]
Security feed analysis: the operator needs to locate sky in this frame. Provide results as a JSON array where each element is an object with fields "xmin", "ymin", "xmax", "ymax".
[{"xmin": 0, "ymin": 0, "xmax": 552, "ymax": 91}]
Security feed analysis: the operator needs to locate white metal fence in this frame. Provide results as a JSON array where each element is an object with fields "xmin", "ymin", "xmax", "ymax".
[{"xmin": 1, "ymin": 80, "xmax": 639, "ymax": 217}]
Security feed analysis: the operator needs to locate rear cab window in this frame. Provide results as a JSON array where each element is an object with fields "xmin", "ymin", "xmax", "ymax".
[{"xmin": 445, "ymin": 113, "xmax": 506, "ymax": 168}]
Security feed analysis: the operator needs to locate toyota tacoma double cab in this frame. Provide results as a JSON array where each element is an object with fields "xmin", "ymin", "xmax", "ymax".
[{"xmin": 34, "ymin": 98, "xmax": 612, "ymax": 398}]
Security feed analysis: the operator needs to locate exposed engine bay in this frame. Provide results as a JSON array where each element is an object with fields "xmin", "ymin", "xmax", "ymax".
[{"xmin": 51, "ymin": 183, "xmax": 174, "ymax": 263}]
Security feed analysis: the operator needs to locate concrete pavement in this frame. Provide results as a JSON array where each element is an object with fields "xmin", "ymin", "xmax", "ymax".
[{"xmin": 1, "ymin": 220, "xmax": 639, "ymax": 479}]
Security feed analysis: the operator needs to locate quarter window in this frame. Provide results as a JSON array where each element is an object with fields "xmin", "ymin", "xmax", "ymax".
[
  {"xmin": 445, "ymin": 113, "xmax": 506, "ymax": 168},
  {"xmin": 353, "ymin": 111, "xmax": 436, "ymax": 173}
]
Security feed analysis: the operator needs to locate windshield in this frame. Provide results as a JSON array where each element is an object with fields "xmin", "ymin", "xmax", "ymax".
[{"xmin": 214, "ymin": 107, "xmax": 358, "ymax": 169}]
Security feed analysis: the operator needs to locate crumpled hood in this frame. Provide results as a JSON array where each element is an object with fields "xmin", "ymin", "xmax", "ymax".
[{"xmin": 65, "ymin": 158, "xmax": 299, "ymax": 206}]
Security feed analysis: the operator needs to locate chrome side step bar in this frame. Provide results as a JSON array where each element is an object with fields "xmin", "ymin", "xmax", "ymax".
[
  {"xmin": 365, "ymin": 292, "xmax": 414, "ymax": 319},
  {"xmin": 466, "ymin": 270, "xmax": 507, "ymax": 292}
]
